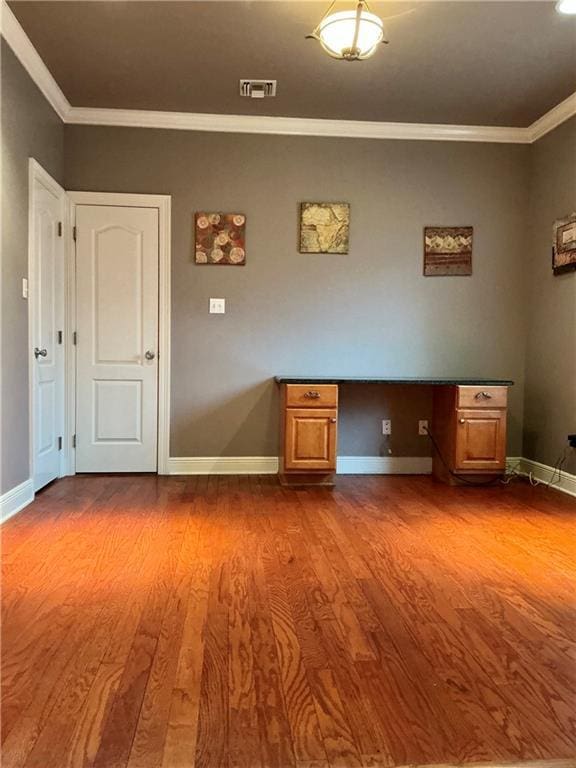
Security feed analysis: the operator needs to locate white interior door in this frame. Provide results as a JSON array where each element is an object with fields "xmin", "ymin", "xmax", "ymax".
[
  {"xmin": 30, "ymin": 164, "xmax": 66, "ymax": 492},
  {"xmin": 75, "ymin": 205, "xmax": 159, "ymax": 472}
]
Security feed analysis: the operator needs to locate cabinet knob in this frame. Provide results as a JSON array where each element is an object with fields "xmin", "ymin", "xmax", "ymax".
[
  {"xmin": 459, "ymin": 418, "xmax": 466, "ymax": 424},
  {"xmin": 330, "ymin": 418, "xmax": 337, "ymax": 423}
]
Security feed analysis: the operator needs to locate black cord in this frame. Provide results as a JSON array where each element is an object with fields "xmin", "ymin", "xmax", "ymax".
[
  {"xmin": 424, "ymin": 426, "xmax": 503, "ymax": 487},
  {"xmin": 543, "ymin": 450, "xmax": 568, "ymax": 489}
]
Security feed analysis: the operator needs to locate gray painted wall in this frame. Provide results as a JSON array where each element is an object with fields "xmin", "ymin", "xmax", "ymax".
[
  {"xmin": 4, "ymin": 38, "xmax": 573, "ymax": 486},
  {"xmin": 1, "ymin": 42, "xmax": 64, "ymax": 494},
  {"xmin": 524, "ymin": 117, "xmax": 576, "ymax": 473},
  {"xmin": 64, "ymin": 125, "xmax": 529, "ymax": 459}
]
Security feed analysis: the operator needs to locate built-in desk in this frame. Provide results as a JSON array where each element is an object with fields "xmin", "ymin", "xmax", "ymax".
[{"xmin": 275, "ymin": 377, "xmax": 514, "ymax": 486}]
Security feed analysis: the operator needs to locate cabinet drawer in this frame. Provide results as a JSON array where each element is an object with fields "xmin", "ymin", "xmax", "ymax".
[
  {"xmin": 285, "ymin": 384, "xmax": 338, "ymax": 408},
  {"xmin": 457, "ymin": 386, "xmax": 507, "ymax": 409}
]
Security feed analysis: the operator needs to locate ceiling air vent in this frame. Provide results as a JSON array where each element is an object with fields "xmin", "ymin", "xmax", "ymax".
[{"xmin": 239, "ymin": 79, "xmax": 277, "ymax": 99}]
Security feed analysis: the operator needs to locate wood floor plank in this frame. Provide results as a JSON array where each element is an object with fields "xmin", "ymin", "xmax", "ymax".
[
  {"xmin": 127, "ymin": 496, "xmax": 197, "ymax": 768},
  {"xmin": 1, "ymin": 474, "xmax": 574, "ymax": 768},
  {"xmin": 261, "ymin": 538, "xmax": 328, "ymax": 765},
  {"xmin": 194, "ymin": 560, "xmax": 231, "ymax": 768},
  {"xmin": 91, "ymin": 488, "xmax": 188, "ymax": 768},
  {"xmin": 249, "ymin": 548, "xmax": 297, "ymax": 768},
  {"xmin": 228, "ymin": 551, "xmax": 260, "ymax": 768},
  {"xmin": 161, "ymin": 559, "xmax": 210, "ymax": 768}
]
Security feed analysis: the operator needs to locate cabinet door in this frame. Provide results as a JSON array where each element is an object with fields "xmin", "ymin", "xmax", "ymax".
[
  {"xmin": 285, "ymin": 408, "xmax": 337, "ymax": 471},
  {"xmin": 454, "ymin": 409, "xmax": 506, "ymax": 471}
]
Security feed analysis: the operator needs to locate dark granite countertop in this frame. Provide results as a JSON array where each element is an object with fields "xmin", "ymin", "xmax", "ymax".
[{"xmin": 275, "ymin": 376, "xmax": 514, "ymax": 386}]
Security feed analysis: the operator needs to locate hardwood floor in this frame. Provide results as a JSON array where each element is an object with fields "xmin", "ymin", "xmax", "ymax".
[{"xmin": 1, "ymin": 474, "xmax": 575, "ymax": 768}]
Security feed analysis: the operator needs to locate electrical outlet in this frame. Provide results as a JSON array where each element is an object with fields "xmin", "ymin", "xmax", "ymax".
[
  {"xmin": 209, "ymin": 298, "xmax": 225, "ymax": 314},
  {"xmin": 419, "ymin": 420, "xmax": 429, "ymax": 436},
  {"xmin": 382, "ymin": 419, "xmax": 391, "ymax": 435}
]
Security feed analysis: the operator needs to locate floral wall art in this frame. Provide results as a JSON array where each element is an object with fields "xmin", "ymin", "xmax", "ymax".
[{"xmin": 195, "ymin": 213, "xmax": 246, "ymax": 265}]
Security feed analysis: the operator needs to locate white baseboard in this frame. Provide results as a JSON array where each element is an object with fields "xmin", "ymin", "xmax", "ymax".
[
  {"xmin": 166, "ymin": 455, "xmax": 432, "ymax": 476},
  {"xmin": 506, "ymin": 456, "xmax": 523, "ymax": 473},
  {"xmin": 337, "ymin": 456, "xmax": 432, "ymax": 475},
  {"xmin": 0, "ymin": 479, "xmax": 34, "ymax": 524},
  {"xmin": 515, "ymin": 457, "xmax": 576, "ymax": 498},
  {"xmin": 167, "ymin": 456, "xmax": 279, "ymax": 475}
]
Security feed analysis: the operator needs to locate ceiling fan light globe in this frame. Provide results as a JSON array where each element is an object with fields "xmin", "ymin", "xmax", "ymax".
[
  {"xmin": 318, "ymin": 8, "xmax": 384, "ymax": 60},
  {"xmin": 556, "ymin": 0, "xmax": 576, "ymax": 14}
]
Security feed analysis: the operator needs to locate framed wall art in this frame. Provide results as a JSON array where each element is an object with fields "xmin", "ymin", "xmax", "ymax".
[
  {"xmin": 552, "ymin": 213, "xmax": 576, "ymax": 275},
  {"xmin": 195, "ymin": 212, "xmax": 246, "ymax": 265},
  {"xmin": 424, "ymin": 226, "xmax": 473, "ymax": 276},
  {"xmin": 299, "ymin": 202, "xmax": 350, "ymax": 254}
]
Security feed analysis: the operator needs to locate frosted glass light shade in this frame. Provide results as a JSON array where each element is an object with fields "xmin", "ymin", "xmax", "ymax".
[
  {"xmin": 556, "ymin": 0, "xmax": 576, "ymax": 13},
  {"xmin": 318, "ymin": 7, "xmax": 384, "ymax": 60}
]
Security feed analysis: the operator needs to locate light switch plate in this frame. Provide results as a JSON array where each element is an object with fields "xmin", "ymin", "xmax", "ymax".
[{"xmin": 209, "ymin": 298, "xmax": 225, "ymax": 314}]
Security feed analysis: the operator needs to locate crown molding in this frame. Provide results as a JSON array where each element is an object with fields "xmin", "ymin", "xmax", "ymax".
[
  {"xmin": 65, "ymin": 105, "xmax": 531, "ymax": 143},
  {"xmin": 527, "ymin": 91, "xmax": 576, "ymax": 143},
  {"xmin": 1, "ymin": 0, "xmax": 574, "ymax": 145},
  {"xmin": 1, "ymin": 0, "xmax": 70, "ymax": 121}
]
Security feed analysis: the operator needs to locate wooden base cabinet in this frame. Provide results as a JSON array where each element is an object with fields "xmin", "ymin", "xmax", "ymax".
[
  {"xmin": 432, "ymin": 386, "xmax": 508, "ymax": 484},
  {"xmin": 280, "ymin": 385, "xmax": 338, "ymax": 486}
]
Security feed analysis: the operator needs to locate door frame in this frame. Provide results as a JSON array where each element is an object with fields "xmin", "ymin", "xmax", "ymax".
[
  {"xmin": 66, "ymin": 191, "xmax": 172, "ymax": 475},
  {"xmin": 27, "ymin": 159, "xmax": 68, "ymax": 487}
]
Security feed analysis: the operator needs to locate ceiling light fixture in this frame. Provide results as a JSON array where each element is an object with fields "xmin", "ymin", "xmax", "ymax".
[
  {"xmin": 556, "ymin": 0, "xmax": 576, "ymax": 13},
  {"xmin": 307, "ymin": 0, "xmax": 388, "ymax": 61}
]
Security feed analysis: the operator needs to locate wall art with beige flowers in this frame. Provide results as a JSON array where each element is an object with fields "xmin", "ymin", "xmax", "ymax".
[{"xmin": 195, "ymin": 212, "xmax": 246, "ymax": 265}]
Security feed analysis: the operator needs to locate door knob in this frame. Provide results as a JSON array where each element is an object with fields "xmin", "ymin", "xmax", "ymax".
[
  {"xmin": 34, "ymin": 348, "xmax": 47, "ymax": 359},
  {"xmin": 144, "ymin": 350, "xmax": 156, "ymax": 360}
]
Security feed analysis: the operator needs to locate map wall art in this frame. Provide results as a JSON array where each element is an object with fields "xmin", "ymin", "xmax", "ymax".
[
  {"xmin": 195, "ymin": 213, "xmax": 246, "ymax": 265},
  {"xmin": 423, "ymin": 226, "xmax": 473, "ymax": 276},
  {"xmin": 299, "ymin": 202, "xmax": 350, "ymax": 254}
]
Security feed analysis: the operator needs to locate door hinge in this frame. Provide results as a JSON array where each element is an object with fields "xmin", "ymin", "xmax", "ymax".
[
  {"xmin": 72, "ymin": 226, "xmax": 77, "ymax": 241},
  {"xmin": 57, "ymin": 222, "xmax": 63, "ymax": 237},
  {"xmin": 58, "ymin": 436, "xmax": 63, "ymax": 451},
  {"xmin": 57, "ymin": 330, "xmax": 63, "ymax": 344},
  {"xmin": 72, "ymin": 434, "xmax": 77, "ymax": 448},
  {"xmin": 72, "ymin": 331, "xmax": 77, "ymax": 345}
]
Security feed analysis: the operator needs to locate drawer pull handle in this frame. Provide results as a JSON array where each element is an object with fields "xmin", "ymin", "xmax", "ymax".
[
  {"xmin": 475, "ymin": 391, "xmax": 492, "ymax": 400},
  {"xmin": 304, "ymin": 391, "xmax": 321, "ymax": 399}
]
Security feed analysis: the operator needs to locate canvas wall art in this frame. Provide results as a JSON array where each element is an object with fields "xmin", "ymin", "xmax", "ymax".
[
  {"xmin": 552, "ymin": 213, "xmax": 576, "ymax": 275},
  {"xmin": 423, "ymin": 226, "xmax": 473, "ymax": 276},
  {"xmin": 195, "ymin": 213, "xmax": 246, "ymax": 265},
  {"xmin": 299, "ymin": 202, "xmax": 350, "ymax": 254}
]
